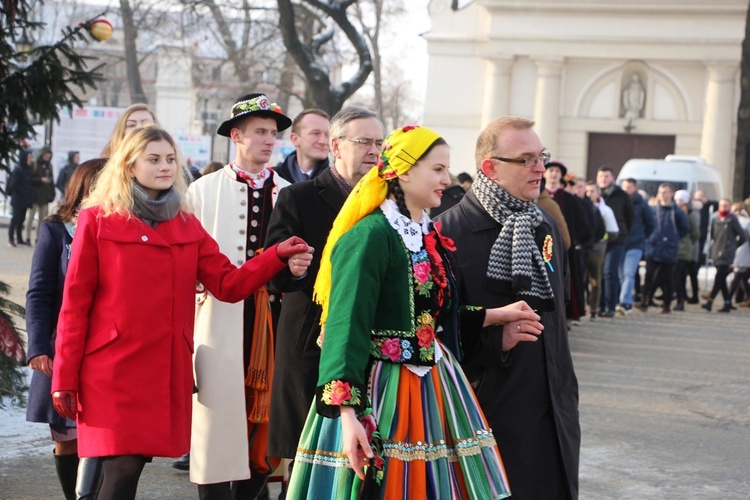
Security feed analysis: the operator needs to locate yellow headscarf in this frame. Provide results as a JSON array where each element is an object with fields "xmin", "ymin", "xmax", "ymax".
[{"xmin": 313, "ymin": 125, "xmax": 442, "ymax": 325}]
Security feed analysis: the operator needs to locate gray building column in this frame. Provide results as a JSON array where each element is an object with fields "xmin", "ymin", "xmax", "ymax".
[{"xmin": 533, "ymin": 58, "xmax": 564, "ymax": 155}]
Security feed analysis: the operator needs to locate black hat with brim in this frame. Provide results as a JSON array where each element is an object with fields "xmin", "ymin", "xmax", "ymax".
[
  {"xmin": 545, "ymin": 161, "xmax": 567, "ymax": 178},
  {"xmin": 216, "ymin": 93, "xmax": 292, "ymax": 137}
]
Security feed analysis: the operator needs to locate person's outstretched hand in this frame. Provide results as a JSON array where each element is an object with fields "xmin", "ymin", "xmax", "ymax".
[
  {"xmin": 275, "ymin": 236, "xmax": 310, "ymax": 261},
  {"xmin": 52, "ymin": 390, "xmax": 78, "ymax": 420}
]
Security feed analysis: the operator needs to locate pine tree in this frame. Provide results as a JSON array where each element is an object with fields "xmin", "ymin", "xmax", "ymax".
[
  {"xmin": 0, "ymin": 281, "xmax": 26, "ymax": 407},
  {"xmin": 1, "ymin": 0, "xmax": 104, "ymax": 179},
  {"xmin": 1, "ymin": 0, "xmax": 103, "ymax": 405}
]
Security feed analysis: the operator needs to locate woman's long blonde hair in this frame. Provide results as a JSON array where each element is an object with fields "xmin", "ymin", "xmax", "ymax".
[
  {"xmin": 101, "ymin": 104, "xmax": 158, "ymax": 158},
  {"xmin": 84, "ymin": 126, "xmax": 190, "ymax": 217}
]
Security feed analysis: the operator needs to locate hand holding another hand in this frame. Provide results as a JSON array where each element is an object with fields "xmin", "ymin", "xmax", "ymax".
[
  {"xmin": 484, "ymin": 300, "xmax": 545, "ymax": 351},
  {"xmin": 276, "ymin": 236, "xmax": 314, "ymax": 278}
]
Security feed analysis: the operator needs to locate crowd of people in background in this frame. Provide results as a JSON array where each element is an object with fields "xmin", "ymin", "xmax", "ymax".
[
  {"xmin": 7, "ymin": 94, "xmax": 750, "ymax": 500},
  {"xmin": 532, "ymin": 166, "xmax": 750, "ymax": 322}
]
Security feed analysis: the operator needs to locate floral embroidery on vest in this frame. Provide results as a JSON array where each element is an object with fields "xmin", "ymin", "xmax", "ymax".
[
  {"xmin": 320, "ymin": 380, "xmax": 362, "ymax": 406},
  {"xmin": 412, "ymin": 249, "xmax": 434, "ymax": 297}
]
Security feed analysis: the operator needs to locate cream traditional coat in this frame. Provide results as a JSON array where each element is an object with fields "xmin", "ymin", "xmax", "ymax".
[{"xmin": 186, "ymin": 165, "xmax": 289, "ymax": 484}]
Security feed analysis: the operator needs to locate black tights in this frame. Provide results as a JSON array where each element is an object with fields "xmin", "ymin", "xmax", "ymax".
[{"xmin": 98, "ymin": 455, "xmax": 147, "ymax": 500}]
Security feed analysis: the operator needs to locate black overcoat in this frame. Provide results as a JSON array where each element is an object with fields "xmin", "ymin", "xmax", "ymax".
[
  {"xmin": 264, "ymin": 168, "xmax": 347, "ymax": 458},
  {"xmin": 437, "ymin": 190, "xmax": 580, "ymax": 500}
]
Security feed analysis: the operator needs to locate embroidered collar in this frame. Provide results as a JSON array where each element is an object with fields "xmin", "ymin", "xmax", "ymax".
[
  {"xmin": 380, "ymin": 199, "xmax": 430, "ymax": 252},
  {"xmin": 231, "ymin": 164, "xmax": 271, "ymax": 189}
]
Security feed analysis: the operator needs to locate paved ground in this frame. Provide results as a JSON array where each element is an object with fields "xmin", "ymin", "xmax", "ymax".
[{"xmin": 1, "ymin": 238, "xmax": 749, "ymax": 498}]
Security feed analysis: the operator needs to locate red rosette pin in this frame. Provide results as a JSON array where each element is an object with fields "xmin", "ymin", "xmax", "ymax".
[{"xmin": 542, "ymin": 234, "xmax": 554, "ymax": 272}]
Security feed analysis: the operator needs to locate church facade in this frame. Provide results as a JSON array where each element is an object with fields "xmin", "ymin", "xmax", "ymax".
[{"xmin": 422, "ymin": 0, "xmax": 746, "ymax": 194}]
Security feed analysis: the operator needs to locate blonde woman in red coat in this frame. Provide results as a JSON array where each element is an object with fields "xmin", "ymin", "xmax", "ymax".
[{"xmin": 50, "ymin": 126, "xmax": 312, "ymax": 500}]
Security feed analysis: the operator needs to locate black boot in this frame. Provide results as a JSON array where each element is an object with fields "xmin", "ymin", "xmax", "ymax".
[
  {"xmin": 718, "ymin": 301, "xmax": 732, "ymax": 313},
  {"xmin": 673, "ymin": 300, "xmax": 685, "ymax": 311},
  {"xmin": 172, "ymin": 452, "xmax": 190, "ymax": 471},
  {"xmin": 702, "ymin": 298, "xmax": 713, "ymax": 311},
  {"xmin": 76, "ymin": 457, "xmax": 103, "ymax": 499},
  {"xmin": 54, "ymin": 452, "xmax": 79, "ymax": 500}
]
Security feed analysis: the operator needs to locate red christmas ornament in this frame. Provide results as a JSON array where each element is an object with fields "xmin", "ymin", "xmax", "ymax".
[{"xmin": 88, "ymin": 18, "xmax": 113, "ymax": 42}]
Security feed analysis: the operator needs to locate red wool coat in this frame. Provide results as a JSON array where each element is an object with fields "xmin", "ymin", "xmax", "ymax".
[{"xmin": 51, "ymin": 207, "xmax": 285, "ymax": 458}]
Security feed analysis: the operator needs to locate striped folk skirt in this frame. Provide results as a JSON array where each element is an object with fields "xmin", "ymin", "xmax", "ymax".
[{"xmin": 287, "ymin": 343, "xmax": 510, "ymax": 499}]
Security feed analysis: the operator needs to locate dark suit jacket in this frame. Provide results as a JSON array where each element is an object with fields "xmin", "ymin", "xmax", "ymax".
[
  {"xmin": 437, "ymin": 190, "xmax": 580, "ymax": 500},
  {"xmin": 264, "ymin": 168, "xmax": 348, "ymax": 458},
  {"xmin": 273, "ymin": 151, "xmax": 330, "ymax": 184}
]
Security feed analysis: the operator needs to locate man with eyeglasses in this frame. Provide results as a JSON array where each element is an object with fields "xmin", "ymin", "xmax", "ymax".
[
  {"xmin": 437, "ymin": 116, "xmax": 580, "ymax": 499},
  {"xmin": 264, "ymin": 107, "xmax": 384, "ymax": 489}
]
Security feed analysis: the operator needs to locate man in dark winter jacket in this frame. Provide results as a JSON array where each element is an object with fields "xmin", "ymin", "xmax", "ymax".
[
  {"xmin": 56, "ymin": 151, "xmax": 79, "ymax": 196},
  {"xmin": 597, "ymin": 166, "xmax": 633, "ymax": 317},
  {"xmin": 637, "ymin": 183, "xmax": 690, "ymax": 313},
  {"xmin": 8, "ymin": 150, "xmax": 34, "ymax": 246},
  {"xmin": 617, "ymin": 178, "xmax": 655, "ymax": 313},
  {"xmin": 25, "ymin": 147, "xmax": 55, "ymax": 244},
  {"xmin": 274, "ymin": 109, "xmax": 331, "ymax": 183},
  {"xmin": 694, "ymin": 190, "xmax": 718, "ymax": 266}
]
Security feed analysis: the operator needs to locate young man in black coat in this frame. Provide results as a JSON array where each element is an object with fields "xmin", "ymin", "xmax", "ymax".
[
  {"xmin": 596, "ymin": 166, "xmax": 633, "ymax": 317},
  {"xmin": 264, "ymin": 108, "xmax": 384, "ymax": 479},
  {"xmin": 273, "ymin": 109, "xmax": 331, "ymax": 183},
  {"xmin": 437, "ymin": 116, "xmax": 580, "ymax": 500},
  {"xmin": 544, "ymin": 161, "xmax": 593, "ymax": 323}
]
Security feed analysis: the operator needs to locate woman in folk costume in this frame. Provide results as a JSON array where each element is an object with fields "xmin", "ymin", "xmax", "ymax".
[
  {"xmin": 50, "ymin": 126, "xmax": 312, "ymax": 500},
  {"xmin": 287, "ymin": 125, "xmax": 544, "ymax": 499}
]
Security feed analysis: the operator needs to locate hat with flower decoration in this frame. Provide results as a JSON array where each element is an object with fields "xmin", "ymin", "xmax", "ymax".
[
  {"xmin": 217, "ymin": 93, "xmax": 292, "ymax": 137},
  {"xmin": 313, "ymin": 124, "xmax": 443, "ymax": 325},
  {"xmin": 563, "ymin": 172, "xmax": 576, "ymax": 187}
]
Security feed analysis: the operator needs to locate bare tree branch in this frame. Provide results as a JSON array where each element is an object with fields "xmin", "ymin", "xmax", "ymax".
[{"xmin": 277, "ymin": 0, "xmax": 372, "ymax": 114}]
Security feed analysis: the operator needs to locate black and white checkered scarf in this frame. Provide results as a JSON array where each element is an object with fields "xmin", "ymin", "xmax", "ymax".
[{"xmin": 472, "ymin": 171, "xmax": 554, "ymax": 302}]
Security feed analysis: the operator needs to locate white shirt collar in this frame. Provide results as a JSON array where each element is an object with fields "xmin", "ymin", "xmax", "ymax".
[{"xmin": 380, "ymin": 199, "xmax": 431, "ymax": 252}]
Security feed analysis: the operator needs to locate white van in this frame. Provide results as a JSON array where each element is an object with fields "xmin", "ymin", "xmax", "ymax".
[{"xmin": 616, "ymin": 155, "xmax": 724, "ymax": 201}]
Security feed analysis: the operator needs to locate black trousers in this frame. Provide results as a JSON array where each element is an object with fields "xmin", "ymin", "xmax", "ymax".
[
  {"xmin": 729, "ymin": 268, "xmax": 750, "ymax": 302},
  {"xmin": 674, "ymin": 260, "xmax": 690, "ymax": 304},
  {"xmin": 710, "ymin": 264, "xmax": 732, "ymax": 302},
  {"xmin": 8, "ymin": 204, "xmax": 29, "ymax": 243},
  {"xmin": 642, "ymin": 260, "xmax": 675, "ymax": 309},
  {"xmin": 686, "ymin": 261, "xmax": 700, "ymax": 299}
]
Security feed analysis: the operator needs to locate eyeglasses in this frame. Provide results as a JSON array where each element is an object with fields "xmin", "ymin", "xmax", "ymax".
[
  {"xmin": 338, "ymin": 137, "xmax": 384, "ymax": 150},
  {"xmin": 490, "ymin": 151, "xmax": 551, "ymax": 168}
]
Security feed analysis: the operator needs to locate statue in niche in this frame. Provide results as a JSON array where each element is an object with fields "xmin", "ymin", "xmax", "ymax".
[{"xmin": 622, "ymin": 74, "xmax": 646, "ymax": 129}]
